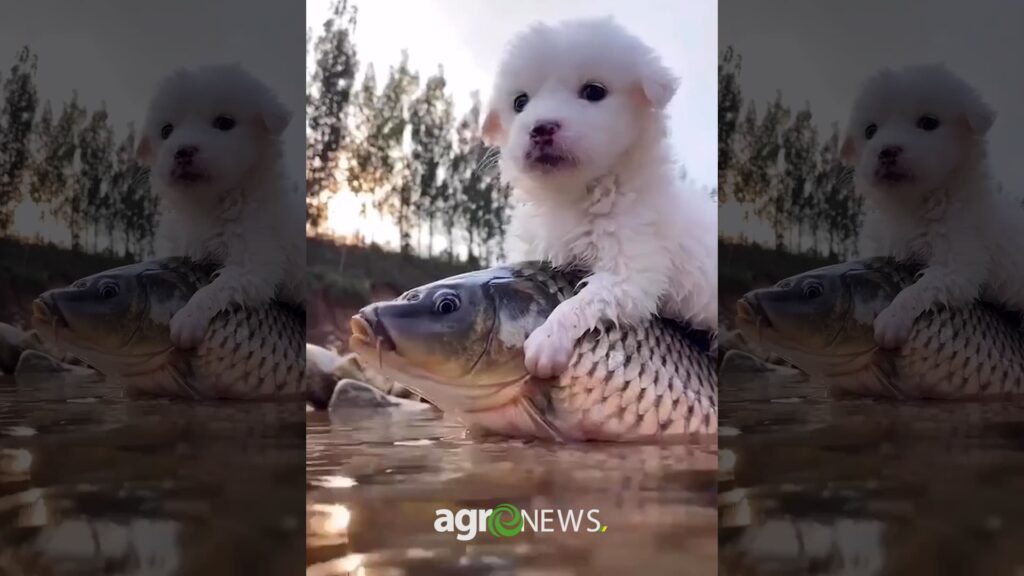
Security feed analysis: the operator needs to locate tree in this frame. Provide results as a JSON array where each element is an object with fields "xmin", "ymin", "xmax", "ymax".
[
  {"xmin": 734, "ymin": 93, "xmax": 790, "ymax": 248},
  {"xmin": 356, "ymin": 53, "xmax": 419, "ymax": 253},
  {"xmin": 718, "ymin": 46, "xmax": 742, "ymax": 202},
  {"xmin": 815, "ymin": 125, "xmax": 861, "ymax": 258},
  {"xmin": 108, "ymin": 124, "xmax": 152, "ymax": 256},
  {"xmin": 76, "ymin": 105, "xmax": 114, "ymax": 252},
  {"xmin": 445, "ymin": 93, "xmax": 484, "ymax": 262},
  {"xmin": 408, "ymin": 67, "xmax": 454, "ymax": 256},
  {"xmin": 780, "ymin": 104, "xmax": 817, "ymax": 252},
  {"xmin": 36, "ymin": 94, "xmax": 86, "ymax": 249},
  {"xmin": 306, "ymin": 0, "xmax": 359, "ymax": 230},
  {"xmin": 0, "ymin": 46, "xmax": 39, "ymax": 233}
]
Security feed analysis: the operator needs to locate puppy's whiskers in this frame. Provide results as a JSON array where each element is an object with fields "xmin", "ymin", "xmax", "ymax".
[
  {"xmin": 130, "ymin": 167, "xmax": 152, "ymax": 189},
  {"xmin": 475, "ymin": 147, "xmax": 501, "ymax": 175}
]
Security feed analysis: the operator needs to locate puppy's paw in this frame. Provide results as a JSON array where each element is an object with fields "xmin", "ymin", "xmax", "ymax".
[
  {"xmin": 873, "ymin": 305, "xmax": 914, "ymax": 349},
  {"xmin": 169, "ymin": 302, "xmax": 213, "ymax": 349},
  {"xmin": 524, "ymin": 319, "xmax": 574, "ymax": 379}
]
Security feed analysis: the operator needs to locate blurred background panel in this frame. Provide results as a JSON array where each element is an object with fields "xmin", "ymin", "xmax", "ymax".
[
  {"xmin": 0, "ymin": 2, "xmax": 306, "ymax": 575},
  {"xmin": 719, "ymin": 2, "xmax": 1024, "ymax": 574}
]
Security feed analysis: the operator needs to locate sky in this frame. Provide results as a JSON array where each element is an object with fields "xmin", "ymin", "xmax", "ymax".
[
  {"xmin": 1, "ymin": 1, "xmax": 305, "ymax": 241},
  {"xmin": 720, "ymin": 0, "xmax": 1024, "ymax": 243},
  {"xmin": 308, "ymin": 0, "xmax": 717, "ymax": 245}
]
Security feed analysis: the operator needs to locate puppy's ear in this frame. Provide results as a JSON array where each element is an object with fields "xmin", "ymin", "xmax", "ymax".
[
  {"xmin": 964, "ymin": 98, "xmax": 995, "ymax": 136},
  {"xmin": 481, "ymin": 109, "xmax": 504, "ymax": 146},
  {"xmin": 638, "ymin": 60, "xmax": 679, "ymax": 110},
  {"xmin": 260, "ymin": 97, "xmax": 292, "ymax": 136},
  {"xmin": 839, "ymin": 133, "xmax": 857, "ymax": 163},
  {"xmin": 136, "ymin": 134, "xmax": 153, "ymax": 164}
]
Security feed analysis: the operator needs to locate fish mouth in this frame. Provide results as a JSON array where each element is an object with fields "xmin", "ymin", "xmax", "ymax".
[
  {"xmin": 349, "ymin": 311, "xmax": 396, "ymax": 357},
  {"xmin": 735, "ymin": 296, "xmax": 772, "ymax": 331},
  {"xmin": 31, "ymin": 296, "xmax": 68, "ymax": 333}
]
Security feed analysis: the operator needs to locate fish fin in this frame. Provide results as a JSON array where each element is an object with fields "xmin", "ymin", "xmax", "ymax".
[
  {"xmin": 167, "ymin": 353, "xmax": 203, "ymax": 400},
  {"xmin": 869, "ymin": 350, "xmax": 905, "ymax": 399},
  {"xmin": 517, "ymin": 396, "xmax": 565, "ymax": 443}
]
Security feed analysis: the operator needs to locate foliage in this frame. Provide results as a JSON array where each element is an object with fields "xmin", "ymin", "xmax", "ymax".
[
  {"xmin": 306, "ymin": 0, "xmax": 359, "ymax": 229},
  {"xmin": 0, "ymin": 46, "xmax": 160, "ymax": 258},
  {"xmin": 307, "ymin": 13, "xmax": 511, "ymax": 265},
  {"xmin": 720, "ymin": 46, "xmax": 863, "ymax": 258}
]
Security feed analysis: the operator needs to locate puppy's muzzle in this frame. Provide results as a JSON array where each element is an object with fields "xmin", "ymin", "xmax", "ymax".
[{"xmin": 175, "ymin": 146, "xmax": 198, "ymax": 165}]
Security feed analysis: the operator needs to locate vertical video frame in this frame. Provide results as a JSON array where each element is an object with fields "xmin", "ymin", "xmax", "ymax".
[
  {"xmin": 304, "ymin": 0, "xmax": 719, "ymax": 574},
  {"xmin": 0, "ymin": 2, "xmax": 307, "ymax": 574}
]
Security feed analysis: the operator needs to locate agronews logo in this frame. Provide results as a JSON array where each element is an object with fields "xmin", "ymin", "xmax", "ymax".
[
  {"xmin": 487, "ymin": 503, "xmax": 524, "ymax": 537},
  {"xmin": 434, "ymin": 503, "xmax": 605, "ymax": 541}
]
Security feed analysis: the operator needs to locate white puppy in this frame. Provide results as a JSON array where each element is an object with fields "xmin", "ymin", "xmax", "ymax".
[
  {"xmin": 138, "ymin": 64, "xmax": 304, "ymax": 348},
  {"xmin": 842, "ymin": 64, "xmax": 1024, "ymax": 348},
  {"xmin": 483, "ymin": 18, "xmax": 718, "ymax": 378}
]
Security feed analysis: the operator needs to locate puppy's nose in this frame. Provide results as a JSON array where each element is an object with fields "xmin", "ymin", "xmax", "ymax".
[
  {"xmin": 175, "ymin": 146, "xmax": 198, "ymax": 162},
  {"xmin": 878, "ymin": 146, "xmax": 902, "ymax": 162},
  {"xmin": 530, "ymin": 121, "xmax": 561, "ymax": 141}
]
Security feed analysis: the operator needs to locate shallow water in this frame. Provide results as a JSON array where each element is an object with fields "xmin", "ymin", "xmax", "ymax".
[
  {"xmin": 719, "ymin": 374, "xmax": 1024, "ymax": 575},
  {"xmin": 307, "ymin": 407, "xmax": 718, "ymax": 576},
  {"xmin": 0, "ymin": 375, "xmax": 305, "ymax": 575}
]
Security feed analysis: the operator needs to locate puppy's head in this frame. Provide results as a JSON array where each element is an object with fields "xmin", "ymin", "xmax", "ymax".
[
  {"xmin": 841, "ymin": 64, "xmax": 993, "ymax": 202},
  {"xmin": 137, "ymin": 64, "xmax": 290, "ymax": 201},
  {"xmin": 482, "ymin": 17, "xmax": 677, "ymax": 190}
]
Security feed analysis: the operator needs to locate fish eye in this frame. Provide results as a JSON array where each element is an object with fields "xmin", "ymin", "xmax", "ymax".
[
  {"xmin": 917, "ymin": 114, "xmax": 940, "ymax": 131},
  {"xmin": 97, "ymin": 280, "xmax": 120, "ymax": 300},
  {"xmin": 433, "ymin": 290, "xmax": 461, "ymax": 315},
  {"xmin": 864, "ymin": 123, "xmax": 878, "ymax": 140},
  {"xmin": 213, "ymin": 115, "xmax": 236, "ymax": 131},
  {"xmin": 802, "ymin": 281, "xmax": 824, "ymax": 299},
  {"xmin": 513, "ymin": 93, "xmax": 529, "ymax": 113},
  {"xmin": 579, "ymin": 82, "xmax": 608, "ymax": 102},
  {"xmin": 160, "ymin": 123, "xmax": 174, "ymax": 140}
]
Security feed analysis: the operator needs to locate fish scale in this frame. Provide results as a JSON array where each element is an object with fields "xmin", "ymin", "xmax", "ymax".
[
  {"xmin": 551, "ymin": 318, "xmax": 718, "ymax": 440},
  {"xmin": 896, "ymin": 305, "xmax": 1024, "ymax": 397}
]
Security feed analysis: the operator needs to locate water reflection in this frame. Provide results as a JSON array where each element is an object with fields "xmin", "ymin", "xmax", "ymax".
[
  {"xmin": 307, "ymin": 408, "xmax": 718, "ymax": 575},
  {"xmin": 720, "ymin": 375, "xmax": 1024, "ymax": 575},
  {"xmin": 0, "ymin": 375, "xmax": 304, "ymax": 575}
]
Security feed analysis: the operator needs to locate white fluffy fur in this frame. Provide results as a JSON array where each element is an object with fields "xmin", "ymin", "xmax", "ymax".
[
  {"xmin": 843, "ymin": 64, "xmax": 1024, "ymax": 347},
  {"xmin": 139, "ymin": 64, "xmax": 304, "ymax": 348},
  {"xmin": 483, "ymin": 18, "xmax": 717, "ymax": 377}
]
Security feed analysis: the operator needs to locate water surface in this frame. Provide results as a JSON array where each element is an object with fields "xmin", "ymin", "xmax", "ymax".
[
  {"xmin": 0, "ymin": 375, "xmax": 305, "ymax": 575},
  {"xmin": 307, "ymin": 407, "xmax": 717, "ymax": 575},
  {"xmin": 720, "ymin": 374, "xmax": 1024, "ymax": 575}
]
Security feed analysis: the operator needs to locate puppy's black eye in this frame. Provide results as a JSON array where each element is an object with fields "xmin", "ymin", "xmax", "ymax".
[
  {"xmin": 97, "ymin": 280, "xmax": 119, "ymax": 300},
  {"xmin": 802, "ymin": 282, "xmax": 823, "ymax": 299},
  {"xmin": 917, "ymin": 115, "xmax": 940, "ymax": 131},
  {"xmin": 213, "ymin": 115, "xmax": 236, "ymax": 131},
  {"xmin": 513, "ymin": 93, "xmax": 529, "ymax": 114},
  {"xmin": 433, "ymin": 291, "xmax": 461, "ymax": 315},
  {"xmin": 864, "ymin": 123, "xmax": 877, "ymax": 140},
  {"xmin": 160, "ymin": 124, "xmax": 174, "ymax": 140},
  {"xmin": 579, "ymin": 82, "xmax": 607, "ymax": 102}
]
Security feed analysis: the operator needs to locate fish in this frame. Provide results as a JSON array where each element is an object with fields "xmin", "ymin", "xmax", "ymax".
[
  {"xmin": 348, "ymin": 262, "xmax": 717, "ymax": 441},
  {"xmin": 31, "ymin": 257, "xmax": 305, "ymax": 400},
  {"xmin": 735, "ymin": 257, "xmax": 1024, "ymax": 399}
]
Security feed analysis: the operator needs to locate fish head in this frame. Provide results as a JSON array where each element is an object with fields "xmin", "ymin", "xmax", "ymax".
[
  {"xmin": 736, "ymin": 259, "xmax": 903, "ymax": 373},
  {"xmin": 349, "ymin": 265, "xmax": 563, "ymax": 412},
  {"xmin": 31, "ymin": 259, "xmax": 201, "ymax": 373}
]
